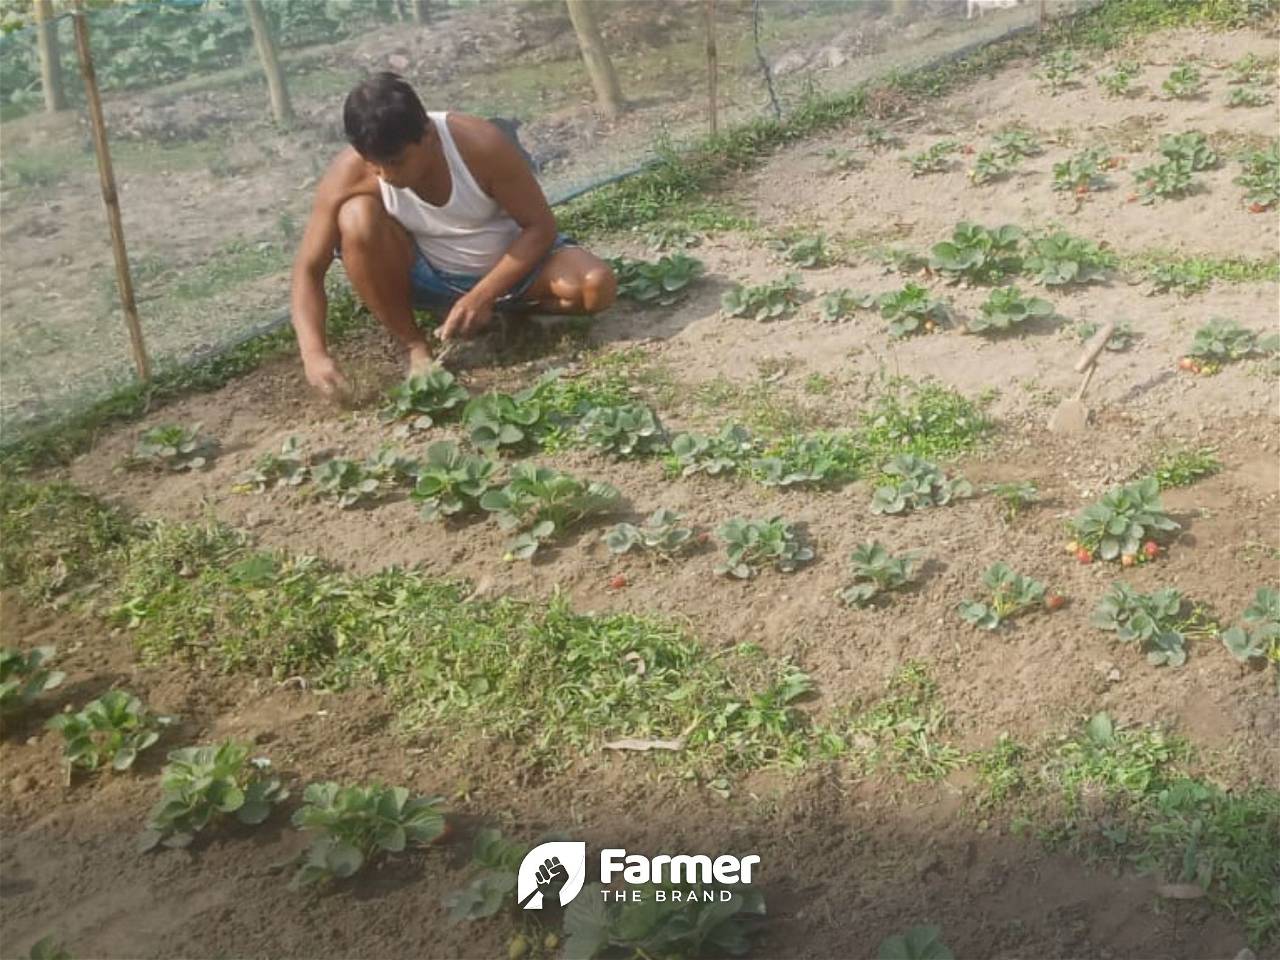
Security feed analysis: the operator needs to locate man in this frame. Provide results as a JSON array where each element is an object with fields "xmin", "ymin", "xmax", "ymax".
[{"xmin": 290, "ymin": 72, "xmax": 617, "ymax": 396}]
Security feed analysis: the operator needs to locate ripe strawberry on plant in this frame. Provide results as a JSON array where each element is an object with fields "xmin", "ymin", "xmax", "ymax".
[
  {"xmin": 1249, "ymin": 203, "xmax": 1267, "ymax": 213},
  {"xmin": 1143, "ymin": 541, "xmax": 1159, "ymax": 560},
  {"xmin": 1076, "ymin": 547, "xmax": 1093, "ymax": 565},
  {"xmin": 608, "ymin": 574, "xmax": 628, "ymax": 590},
  {"xmin": 1045, "ymin": 593, "xmax": 1066, "ymax": 611}
]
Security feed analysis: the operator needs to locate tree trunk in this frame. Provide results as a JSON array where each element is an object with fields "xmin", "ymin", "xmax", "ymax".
[
  {"xmin": 245, "ymin": 0, "xmax": 293, "ymax": 125},
  {"xmin": 35, "ymin": 0, "xmax": 67, "ymax": 113},
  {"xmin": 565, "ymin": 0, "xmax": 623, "ymax": 118},
  {"xmin": 412, "ymin": 0, "xmax": 431, "ymax": 25}
]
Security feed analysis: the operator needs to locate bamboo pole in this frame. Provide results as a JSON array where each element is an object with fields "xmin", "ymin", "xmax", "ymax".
[
  {"xmin": 71, "ymin": 0, "xmax": 150, "ymax": 382},
  {"xmin": 34, "ymin": 0, "xmax": 67, "ymax": 113},
  {"xmin": 565, "ymin": 0, "xmax": 624, "ymax": 119},
  {"xmin": 411, "ymin": 0, "xmax": 431, "ymax": 25},
  {"xmin": 704, "ymin": 0, "xmax": 717, "ymax": 137},
  {"xmin": 245, "ymin": 0, "xmax": 294, "ymax": 125}
]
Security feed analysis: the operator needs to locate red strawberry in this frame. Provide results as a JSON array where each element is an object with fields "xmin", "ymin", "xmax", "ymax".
[
  {"xmin": 608, "ymin": 574, "xmax": 627, "ymax": 590},
  {"xmin": 1045, "ymin": 593, "xmax": 1066, "ymax": 611},
  {"xmin": 1076, "ymin": 547, "xmax": 1094, "ymax": 565},
  {"xmin": 1178, "ymin": 356, "xmax": 1197, "ymax": 371},
  {"xmin": 1143, "ymin": 541, "xmax": 1159, "ymax": 560},
  {"xmin": 1249, "ymin": 202, "xmax": 1267, "ymax": 213},
  {"xmin": 1126, "ymin": 193, "xmax": 1139, "ymax": 203},
  {"xmin": 1075, "ymin": 185, "xmax": 1090, "ymax": 196}
]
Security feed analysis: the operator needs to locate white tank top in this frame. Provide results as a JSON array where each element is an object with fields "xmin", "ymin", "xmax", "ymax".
[{"xmin": 378, "ymin": 112, "xmax": 521, "ymax": 276}]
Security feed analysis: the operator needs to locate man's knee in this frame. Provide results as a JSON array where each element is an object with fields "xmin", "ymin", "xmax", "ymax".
[
  {"xmin": 336, "ymin": 195, "xmax": 386, "ymax": 246},
  {"xmin": 581, "ymin": 263, "xmax": 617, "ymax": 313}
]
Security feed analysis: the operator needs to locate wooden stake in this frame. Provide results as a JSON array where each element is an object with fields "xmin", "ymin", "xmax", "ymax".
[
  {"xmin": 245, "ymin": 0, "xmax": 294, "ymax": 125},
  {"xmin": 705, "ymin": 0, "xmax": 718, "ymax": 137},
  {"xmin": 1039, "ymin": 0, "xmax": 1047, "ymax": 33},
  {"xmin": 565, "ymin": 0, "xmax": 624, "ymax": 119},
  {"xmin": 34, "ymin": 0, "xmax": 66, "ymax": 113},
  {"xmin": 71, "ymin": 0, "xmax": 149, "ymax": 382}
]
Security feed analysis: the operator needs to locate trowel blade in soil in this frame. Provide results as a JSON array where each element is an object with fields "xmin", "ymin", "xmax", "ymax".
[{"xmin": 1048, "ymin": 397, "xmax": 1090, "ymax": 433}]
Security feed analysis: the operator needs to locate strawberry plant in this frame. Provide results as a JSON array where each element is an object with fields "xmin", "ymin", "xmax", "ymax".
[
  {"xmin": 1037, "ymin": 49, "xmax": 1082, "ymax": 93},
  {"xmin": 1083, "ymin": 316, "xmax": 1136, "ymax": 352},
  {"xmin": 1052, "ymin": 146, "xmax": 1112, "ymax": 193},
  {"xmin": 379, "ymin": 368, "xmax": 468, "ymax": 433},
  {"xmin": 1091, "ymin": 583, "xmax": 1190, "ymax": 667},
  {"xmin": 1075, "ymin": 319, "xmax": 1135, "ymax": 351},
  {"xmin": 576, "ymin": 402, "xmax": 667, "ymax": 458},
  {"xmin": 1022, "ymin": 231, "xmax": 1115, "ymax": 287},
  {"xmin": 1159, "ymin": 132, "xmax": 1218, "ymax": 171},
  {"xmin": 1071, "ymin": 477, "xmax": 1178, "ymax": 562},
  {"xmin": 929, "ymin": 222, "xmax": 1023, "ymax": 284},
  {"xmin": 463, "ymin": 391, "xmax": 546, "ymax": 452},
  {"xmin": 1227, "ymin": 52, "xmax": 1272, "ymax": 85},
  {"xmin": 1221, "ymin": 587, "xmax": 1279, "ymax": 673},
  {"xmin": 1186, "ymin": 318, "xmax": 1280, "ymax": 369},
  {"xmin": 362, "ymin": 447, "xmax": 422, "ymax": 485},
  {"xmin": 1227, "ymin": 85, "xmax": 1271, "ymax": 107},
  {"xmin": 959, "ymin": 562, "xmax": 1047, "ymax": 630},
  {"xmin": 716, "ymin": 516, "xmax": 814, "ymax": 578},
  {"xmin": 1097, "ymin": 60, "xmax": 1141, "ymax": 97},
  {"xmin": 779, "ymin": 234, "xmax": 831, "ymax": 268},
  {"xmin": 311, "ymin": 458, "xmax": 382, "ymax": 508},
  {"xmin": 563, "ymin": 883, "xmax": 766, "ymax": 959},
  {"xmin": 410, "ymin": 441, "xmax": 497, "ymax": 521},
  {"xmin": 870, "ymin": 455, "xmax": 972, "ymax": 515},
  {"xmin": 877, "ymin": 283, "xmax": 951, "ymax": 337},
  {"xmin": 879, "ymin": 925, "xmax": 954, "ymax": 960},
  {"xmin": 27, "ymin": 937, "xmax": 72, "ymax": 960},
  {"xmin": 605, "ymin": 508, "xmax": 696, "ymax": 558},
  {"xmin": 721, "ymin": 274, "xmax": 803, "ymax": 321},
  {"xmin": 131, "ymin": 423, "xmax": 216, "ymax": 471},
  {"xmin": 607, "ymin": 253, "xmax": 704, "ymax": 306},
  {"xmin": 667, "ymin": 424, "xmax": 757, "ymax": 477},
  {"xmin": 819, "ymin": 288, "xmax": 876, "ymax": 322},
  {"xmin": 1161, "ymin": 62, "xmax": 1204, "ymax": 99},
  {"xmin": 291, "ymin": 782, "xmax": 445, "ymax": 888},
  {"xmin": 47, "ymin": 690, "xmax": 172, "ymax": 776},
  {"xmin": 1134, "ymin": 159, "xmax": 1194, "ymax": 204},
  {"xmin": 0, "ymin": 646, "xmax": 63, "ymax": 719},
  {"xmin": 480, "ymin": 464, "xmax": 619, "ymax": 559},
  {"xmin": 1234, "ymin": 142, "xmax": 1279, "ymax": 209},
  {"xmin": 971, "ymin": 130, "xmax": 1042, "ymax": 185},
  {"xmin": 233, "ymin": 436, "xmax": 308, "ymax": 494},
  {"xmin": 140, "ymin": 742, "xmax": 288, "ymax": 851},
  {"xmin": 864, "ymin": 126, "xmax": 902, "ymax": 150},
  {"xmin": 969, "ymin": 149, "xmax": 1011, "ymax": 186},
  {"xmin": 752, "ymin": 431, "xmax": 868, "ymax": 488},
  {"xmin": 441, "ymin": 827, "xmax": 526, "ymax": 921},
  {"xmin": 988, "ymin": 480, "xmax": 1039, "ymax": 521},
  {"xmin": 968, "ymin": 286, "xmax": 1053, "ymax": 335},
  {"xmin": 906, "ymin": 141, "xmax": 959, "ymax": 176},
  {"xmin": 839, "ymin": 541, "xmax": 919, "ymax": 607}
]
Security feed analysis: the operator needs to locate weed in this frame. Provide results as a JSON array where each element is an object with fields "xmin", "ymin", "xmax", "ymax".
[
  {"xmin": 989, "ymin": 481, "xmax": 1039, "ymax": 521},
  {"xmin": 877, "ymin": 283, "xmax": 951, "ymax": 337},
  {"xmin": 842, "ymin": 662, "xmax": 964, "ymax": 781},
  {"xmin": 480, "ymin": 465, "xmax": 619, "ymax": 560},
  {"xmin": 607, "ymin": 253, "xmax": 705, "ymax": 306},
  {"xmin": 716, "ymin": 517, "xmax": 814, "ymax": 578},
  {"xmin": 960, "ymin": 563, "xmax": 1048, "ymax": 630},
  {"xmin": 930, "ymin": 222, "xmax": 1023, "ymax": 284},
  {"xmin": 871, "ymin": 455, "xmax": 971, "ymax": 515},
  {"xmin": 1146, "ymin": 446, "xmax": 1221, "ymax": 488},
  {"xmin": 721, "ymin": 274, "xmax": 804, "ymax": 321},
  {"xmin": 1234, "ymin": 141, "xmax": 1279, "ymax": 209},
  {"xmin": 1148, "ymin": 260, "xmax": 1213, "ymax": 295},
  {"xmin": 379, "ymin": 368, "xmax": 469, "ymax": 433},
  {"xmin": 410, "ymin": 441, "xmax": 498, "ymax": 521},
  {"xmin": 970, "ymin": 130, "xmax": 1042, "ymax": 184},
  {"xmin": 140, "ymin": 742, "xmax": 288, "ymax": 851},
  {"xmin": 975, "ymin": 734, "xmax": 1031, "ymax": 807},
  {"xmin": 968, "ymin": 286, "xmax": 1054, "ymax": 335},
  {"xmin": 47, "ymin": 690, "xmax": 173, "ymax": 776},
  {"xmin": 1161, "ymin": 62, "xmax": 1204, "ymax": 99},
  {"xmin": 605, "ymin": 508, "xmax": 697, "ymax": 558},
  {"xmin": 233, "ymin": 436, "xmax": 309, "ymax": 494},
  {"xmin": 839, "ymin": 541, "xmax": 920, "ymax": 608},
  {"xmin": 906, "ymin": 141, "xmax": 959, "ymax": 176},
  {"xmin": 858, "ymin": 379, "xmax": 991, "ymax": 460},
  {"xmin": 818, "ymin": 288, "xmax": 877, "ymax": 323},
  {"xmin": 130, "ymin": 423, "xmax": 217, "ymax": 471},
  {"xmin": 1022, "ymin": 231, "xmax": 1116, "ymax": 286},
  {"xmin": 1228, "ymin": 52, "xmax": 1275, "ymax": 85},
  {"xmin": 291, "ymin": 782, "xmax": 445, "ymax": 887},
  {"xmin": 667, "ymin": 424, "xmax": 757, "ymax": 477},
  {"xmin": 1071, "ymin": 477, "xmax": 1179, "ymax": 563},
  {"xmin": 0, "ymin": 647, "xmax": 64, "ymax": 719},
  {"xmin": 1091, "ymin": 583, "xmax": 1194, "ymax": 666}
]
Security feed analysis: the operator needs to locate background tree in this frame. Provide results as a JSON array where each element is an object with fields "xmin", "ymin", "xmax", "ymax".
[{"xmin": 565, "ymin": 0, "xmax": 623, "ymax": 118}]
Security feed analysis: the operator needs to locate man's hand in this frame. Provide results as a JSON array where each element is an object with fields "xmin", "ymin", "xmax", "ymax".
[
  {"xmin": 440, "ymin": 291, "xmax": 495, "ymax": 342},
  {"xmin": 303, "ymin": 351, "xmax": 350, "ymax": 398}
]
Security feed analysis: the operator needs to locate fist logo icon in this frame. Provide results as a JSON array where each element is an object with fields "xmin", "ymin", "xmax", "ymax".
[{"xmin": 516, "ymin": 842, "xmax": 587, "ymax": 909}]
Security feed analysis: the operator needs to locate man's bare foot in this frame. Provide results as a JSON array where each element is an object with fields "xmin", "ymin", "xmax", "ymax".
[{"xmin": 407, "ymin": 343, "xmax": 434, "ymax": 376}]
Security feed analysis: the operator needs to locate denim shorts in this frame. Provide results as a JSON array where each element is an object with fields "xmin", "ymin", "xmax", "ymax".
[{"xmin": 338, "ymin": 233, "xmax": 576, "ymax": 312}]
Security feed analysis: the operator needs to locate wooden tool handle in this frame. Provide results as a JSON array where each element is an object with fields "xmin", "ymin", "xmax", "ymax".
[{"xmin": 1074, "ymin": 321, "xmax": 1116, "ymax": 373}]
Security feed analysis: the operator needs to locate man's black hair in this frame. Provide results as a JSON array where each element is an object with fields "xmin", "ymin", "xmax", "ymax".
[{"xmin": 343, "ymin": 72, "xmax": 428, "ymax": 161}]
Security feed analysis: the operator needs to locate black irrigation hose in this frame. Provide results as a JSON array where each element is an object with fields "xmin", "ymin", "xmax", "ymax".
[{"xmin": 752, "ymin": 0, "xmax": 783, "ymax": 122}]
